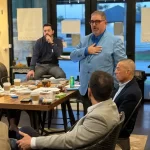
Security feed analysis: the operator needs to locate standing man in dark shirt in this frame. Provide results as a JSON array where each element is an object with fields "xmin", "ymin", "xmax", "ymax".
[{"xmin": 27, "ymin": 23, "xmax": 66, "ymax": 79}]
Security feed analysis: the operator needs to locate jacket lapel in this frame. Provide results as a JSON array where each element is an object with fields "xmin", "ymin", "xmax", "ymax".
[
  {"xmin": 114, "ymin": 78, "xmax": 135, "ymax": 102},
  {"xmin": 88, "ymin": 32, "xmax": 108, "ymax": 61}
]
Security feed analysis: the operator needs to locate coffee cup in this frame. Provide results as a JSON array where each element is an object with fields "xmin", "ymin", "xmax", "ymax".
[
  {"xmin": 3, "ymin": 82, "xmax": 11, "ymax": 95},
  {"xmin": 30, "ymin": 92, "xmax": 39, "ymax": 104},
  {"xmin": 49, "ymin": 91, "xmax": 55, "ymax": 100},
  {"xmin": 14, "ymin": 79, "xmax": 21, "ymax": 88},
  {"xmin": 40, "ymin": 91, "xmax": 55, "ymax": 100}
]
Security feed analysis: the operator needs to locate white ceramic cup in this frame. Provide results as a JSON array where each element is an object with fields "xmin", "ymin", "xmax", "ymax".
[
  {"xmin": 14, "ymin": 79, "xmax": 21, "ymax": 88},
  {"xmin": 30, "ymin": 92, "xmax": 39, "ymax": 104},
  {"xmin": 48, "ymin": 91, "xmax": 55, "ymax": 100},
  {"xmin": 3, "ymin": 82, "xmax": 11, "ymax": 95},
  {"xmin": 40, "ymin": 91, "xmax": 55, "ymax": 100}
]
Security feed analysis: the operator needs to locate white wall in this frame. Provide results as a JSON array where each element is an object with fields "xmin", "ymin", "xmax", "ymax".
[{"xmin": 0, "ymin": 0, "xmax": 10, "ymax": 75}]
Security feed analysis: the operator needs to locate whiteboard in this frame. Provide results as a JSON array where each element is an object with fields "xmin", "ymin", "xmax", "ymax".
[
  {"xmin": 141, "ymin": 8, "xmax": 150, "ymax": 42},
  {"xmin": 17, "ymin": 8, "xmax": 43, "ymax": 41},
  {"xmin": 61, "ymin": 20, "xmax": 80, "ymax": 34}
]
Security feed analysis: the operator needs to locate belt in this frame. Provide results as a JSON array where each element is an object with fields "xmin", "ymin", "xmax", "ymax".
[{"xmin": 40, "ymin": 61, "xmax": 51, "ymax": 64}]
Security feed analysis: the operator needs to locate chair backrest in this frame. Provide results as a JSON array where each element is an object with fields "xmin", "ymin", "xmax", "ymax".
[
  {"xmin": 122, "ymin": 97, "xmax": 142, "ymax": 129},
  {"xmin": 134, "ymin": 70, "xmax": 146, "ymax": 102},
  {"xmin": 76, "ymin": 112, "xmax": 125, "ymax": 150}
]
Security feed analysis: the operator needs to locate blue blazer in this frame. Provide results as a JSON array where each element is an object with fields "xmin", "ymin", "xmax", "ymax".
[{"xmin": 70, "ymin": 31, "xmax": 127, "ymax": 95}]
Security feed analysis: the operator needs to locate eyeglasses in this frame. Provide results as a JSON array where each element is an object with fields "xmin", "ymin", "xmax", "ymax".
[{"xmin": 89, "ymin": 20, "xmax": 105, "ymax": 25}]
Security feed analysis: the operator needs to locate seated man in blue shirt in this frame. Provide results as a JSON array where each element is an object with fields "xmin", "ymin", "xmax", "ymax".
[{"xmin": 27, "ymin": 23, "xmax": 66, "ymax": 80}]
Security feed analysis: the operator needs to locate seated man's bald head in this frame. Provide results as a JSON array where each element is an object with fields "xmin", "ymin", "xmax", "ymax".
[
  {"xmin": 119, "ymin": 59, "xmax": 135, "ymax": 76},
  {"xmin": 115, "ymin": 59, "xmax": 135, "ymax": 83}
]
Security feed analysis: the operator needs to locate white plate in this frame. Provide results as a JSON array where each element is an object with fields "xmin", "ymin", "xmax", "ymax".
[
  {"xmin": 9, "ymin": 93, "xmax": 18, "ymax": 96},
  {"xmin": 0, "ymin": 89, "xmax": 4, "ymax": 93},
  {"xmin": 65, "ymin": 85, "xmax": 80, "ymax": 90},
  {"xmin": 32, "ymin": 87, "xmax": 60, "ymax": 93},
  {"xmin": 49, "ymin": 79, "xmax": 59, "ymax": 84},
  {"xmin": 0, "ymin": 88, "xmax": 4, "ymax": 91},
  {"xmin": 11, "ymin": 87, "xmax": 28, "ymax": 91},
  {"xmin": 65, "ymin": 85, "xmax": 80, "ymax": 88},
  {"xmin": 40, "ymin": 91, "xmax": 51, "ymax": 94},
  {"xmin": 17, "ymin": 90, "xmax": 31, "ymax": 94},
  {"xmin": 50, "ymin": 88, "xmax": 60, "ymax": 92},
  {"xmin": 28, "ymin": 85, "xmax": 37, "ymax": 90}
]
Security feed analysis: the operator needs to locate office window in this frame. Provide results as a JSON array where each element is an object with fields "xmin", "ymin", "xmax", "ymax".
[
  {"xmin": 12, "ymin": 0, "xmax": 47, "ymax": 80},
  {"xmin": 57, "ymin": 1, "xmax": 85, "ymax": 53},
  {"xmin": 56, "ymin": 0, "xmax": 85, "ymax": 79},
  {"xmin": 12, "ymin": 0, "xmax": 47, "ymax": 64},
  {"xmin": 97, "ymin": 2, "xmax": 126, "ymax": 46},
  {"xmin": 135, "ymin": 2, "xmax": 150, "ymax": 99}
]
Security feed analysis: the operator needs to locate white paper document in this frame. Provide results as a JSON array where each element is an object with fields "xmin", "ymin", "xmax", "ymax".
[
  {"xmin": 17, "ymin": 8, "xmax": 43, "ymax": 41},
  {"xmin": 141, "ymin": 8, "xmax": 150, "ymax": 42},
  {"xmin": 61, "ymin": 20, "xmax": 80, "ymax": 34}
]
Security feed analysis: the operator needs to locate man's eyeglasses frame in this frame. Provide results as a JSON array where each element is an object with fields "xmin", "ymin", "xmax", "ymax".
[{"xmin": 89, "ymin": 20, "xmax": 105, "ymax": 25}]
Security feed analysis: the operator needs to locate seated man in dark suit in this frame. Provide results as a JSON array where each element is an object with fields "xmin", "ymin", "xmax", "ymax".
[
  {"xmin": 16, "ymin": 71, "xmax": 120, "ymax": 150},
  {"xmin": 113, "ymin": 59, "xmax": 142, "ymax": 149}
]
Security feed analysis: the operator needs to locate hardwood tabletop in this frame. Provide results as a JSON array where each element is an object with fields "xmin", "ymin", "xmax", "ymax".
[{"xmin": 0, "ymin": 90, "xmax": 77, "ymax": 111}]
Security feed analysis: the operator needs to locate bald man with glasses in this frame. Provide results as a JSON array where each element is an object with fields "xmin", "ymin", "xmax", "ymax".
[{"xmin": 71, "ymin": 10, "xmax": 127, "ymax": 114}]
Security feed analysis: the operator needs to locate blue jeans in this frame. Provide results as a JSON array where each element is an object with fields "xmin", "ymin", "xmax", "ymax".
[
  {"xmin": 10, "ymin": 138, "xmax": 19, "ymax": 150},
  {"xmin": 10, "ymin": 126, "xmax": 39, "ymax": 150},
  {"xmin": 10, "ymin": 127, "xmax": 52, "ymax": 150}
]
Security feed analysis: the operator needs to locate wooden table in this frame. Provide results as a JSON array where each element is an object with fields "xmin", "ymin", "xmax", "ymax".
[{"xmin": 0, "ymin": 90, "xmax": 77, "ymax": 132}]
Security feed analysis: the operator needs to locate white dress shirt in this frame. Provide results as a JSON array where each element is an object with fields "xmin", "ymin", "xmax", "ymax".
[
  {"xmin": 113, "ymin": 80, "xmax": 130, "ymax": 101},
  {"xmin": 31, "ymin": 137, "xmax": 36, "ymax": 149}
]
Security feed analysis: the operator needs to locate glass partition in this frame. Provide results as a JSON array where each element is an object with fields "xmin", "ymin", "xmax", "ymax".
[
  {"xmin": 12, "ymin": 0, "xmax": 47, "ymax": 64},
  {"xmin": 135, "ymin": 1, "xmax": 150, "ymax": 99},
  {"xmin": 56, "ymin": 0, "xmax": 85, "ymax": 79},
  {"xmin": 57, "ymin": 1, "xmax": 85, "ymax": 53},
  {"xmin": 97, "ymin": 1, "xmax": 127, "ymax": 47},
  {"xmin": 12, "ymin": 0, "xmax": 47, "ymax": 80}
]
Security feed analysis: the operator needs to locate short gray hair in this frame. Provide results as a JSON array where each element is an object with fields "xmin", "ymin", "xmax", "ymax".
[{"xmin": 91, "ymin": 11, "xmax": 106, "ymax": 20}]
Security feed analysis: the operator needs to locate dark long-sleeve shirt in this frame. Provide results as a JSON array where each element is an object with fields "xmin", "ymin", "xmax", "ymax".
[{"xmin": 30, "ymin": 36, "xmax": 63, "ymax": 70}]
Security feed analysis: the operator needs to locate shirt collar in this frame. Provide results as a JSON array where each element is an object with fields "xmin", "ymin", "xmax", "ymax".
[
  {"xmin": 87, "ymin": 102, "xmax": 102, "ymax": 113},
  {"xmin": 119, "ymin": 80, "xmax": 131, "ymax": 87},
  {"xmin": 91, "ymin": 29, "xmax": 106, "ymax": 43}
]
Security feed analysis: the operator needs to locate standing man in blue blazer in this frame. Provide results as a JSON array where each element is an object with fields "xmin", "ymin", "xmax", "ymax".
[{"xmin": 70, "ymin": 10, "xmax": 127, "ymax": 114}]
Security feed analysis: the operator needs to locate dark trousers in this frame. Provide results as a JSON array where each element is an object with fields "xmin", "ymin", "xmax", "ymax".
[
  {"xmin": 7, "ymin": 109, "xmax": 21, "ymax": 126},
  {"xmin": 34, "ymin": 64, "xmax": 66, "ymax": 80},
  {"xmin": 80, "ymin": 91, "xmax": 92, "ymax": 115}
]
